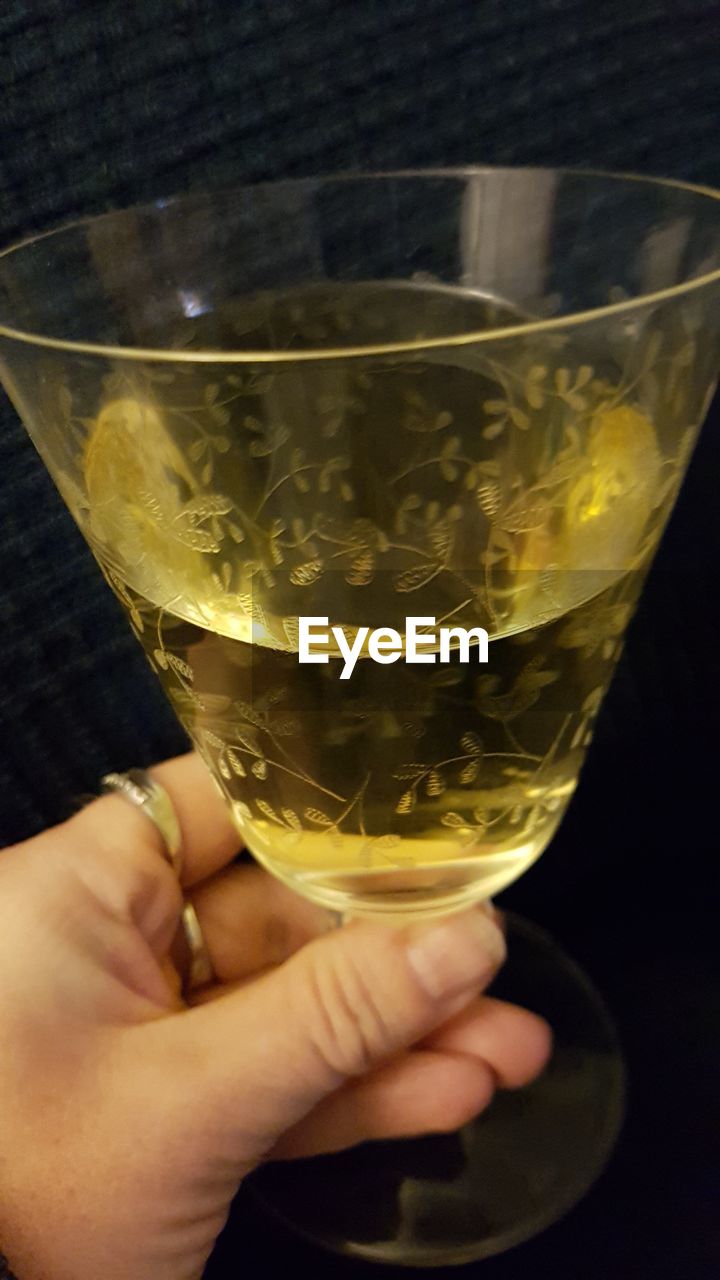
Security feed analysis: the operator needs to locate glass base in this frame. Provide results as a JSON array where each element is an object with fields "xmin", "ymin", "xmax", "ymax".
[{"xmin": 247, "ymin": 914, "xmax": 625, "ymax": 1267}]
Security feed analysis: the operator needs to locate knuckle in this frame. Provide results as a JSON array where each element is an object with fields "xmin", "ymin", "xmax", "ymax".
[
  {"xmin": 303, "ymin": 946, "xmax": 394, "ymax": 1080},
  {"xmin": 63, "ymin": 805, "xmax": 179, "ymax": 925}
]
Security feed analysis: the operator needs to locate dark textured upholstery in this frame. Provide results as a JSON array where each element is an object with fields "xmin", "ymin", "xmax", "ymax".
[{"xmin": 2, "ymin": 0, "xmax": 719, "ymax": 249}]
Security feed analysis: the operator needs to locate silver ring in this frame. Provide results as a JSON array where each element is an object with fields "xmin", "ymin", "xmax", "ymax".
[
  {"xmin": 181, "ymin": 901, "xmax": 215, "ymax": 990},
  {"xmin": 101, "ymin": 768, "xmax": 215, "ymax": 994},
  {"xmin": 102, "ymin": 768, "xmax": 183, "ymax": 876}
]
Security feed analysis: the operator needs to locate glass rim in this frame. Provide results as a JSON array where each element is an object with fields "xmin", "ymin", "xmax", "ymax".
[{"xmin": 1, "ymin": 165, "xmax": 719, "ymax": 364}]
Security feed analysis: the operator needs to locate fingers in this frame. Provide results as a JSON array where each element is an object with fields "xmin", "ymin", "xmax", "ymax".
[
  {"xmin": 271, "ymin": 1050, "xmax": 496, "ymax": 1159},
  {"xmin": 168, "ymin": 908, "xmax": 506, "ymax": 1159},
  {"xmin": 148, "ymin": 754, "xmax": 241, "ymax": 886},
  {"xmin": 272, "ymin": 996, "xmax": 551, "ymax": 1157},
  {"xmin": 54, "ymin": 752, "xmax": 240, "ymax": 980},
  {"xmin": 67, "ymin": 753, "xmax": 241, "ymax": 892},
  {"xmin": 188, "ymin": 862, "xmax": 335, "ymax": 982},
  {"xmin": 267, "ymin": 996, "xmax": 551, "ymax": 1159},
  {"xmin": 425, "ymin": 996, "xmax": 553, "ymax": 1088}
]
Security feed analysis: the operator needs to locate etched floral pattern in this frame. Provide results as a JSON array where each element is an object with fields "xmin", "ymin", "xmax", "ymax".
[{"xmin": 18, "ymin": 282, "xmax": 708, "ymax": 909}]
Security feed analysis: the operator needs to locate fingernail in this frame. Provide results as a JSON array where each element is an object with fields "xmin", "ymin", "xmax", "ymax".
[{"xmin": 406, "ymin": 909, "xmax": 506, "ymax": 1001}]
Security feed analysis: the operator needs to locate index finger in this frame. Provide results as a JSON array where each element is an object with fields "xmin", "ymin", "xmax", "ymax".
[
  {"xmin": 77, "ymin": 752, "xmax": 242, "ymax": 887},
  {"xmin": 150, "ymin": 752, "xmax": 242, "ymax": 886}
]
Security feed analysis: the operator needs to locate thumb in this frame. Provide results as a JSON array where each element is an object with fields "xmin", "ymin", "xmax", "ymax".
[{"xmin": 178, "ymin": 908, "xmax": 506, "ymax": 1159}]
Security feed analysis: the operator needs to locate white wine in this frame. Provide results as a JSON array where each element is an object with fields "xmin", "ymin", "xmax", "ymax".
[
  {"xmin": 105, "ymin": 568, "xmax": 641, "ymax": 916},
  {"xmin": 62, "ymin": 280, "xmax": 685, "ymax": 914}
]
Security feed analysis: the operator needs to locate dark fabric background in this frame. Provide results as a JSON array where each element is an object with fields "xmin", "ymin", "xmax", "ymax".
[{"xmin": 0, "ymin": 2, "xmax": 718, "ymax": 1278}]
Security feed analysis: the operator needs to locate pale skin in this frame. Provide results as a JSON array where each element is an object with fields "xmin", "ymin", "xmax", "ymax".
[{"xmin": 0, "ymin": 753, "xmax": 551, "ymax": 1280}]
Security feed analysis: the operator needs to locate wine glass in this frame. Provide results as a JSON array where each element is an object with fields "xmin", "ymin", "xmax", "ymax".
[{"xmin": 1, "ymin": 170, "xmax": 718, "ymax": 1266}]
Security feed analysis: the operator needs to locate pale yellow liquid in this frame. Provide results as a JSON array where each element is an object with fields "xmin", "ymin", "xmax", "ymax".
[
  {"xmin": 109, "ymin": 570, "xmax": 641, "ymax": 915},
  {"xmin": 64, "ymin": 281, "xmax": 682, "ymax": 915}
]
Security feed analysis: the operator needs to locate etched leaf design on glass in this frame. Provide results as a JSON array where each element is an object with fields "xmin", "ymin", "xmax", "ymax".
[
  {"xmin": 403, "ymin": 388, "xmax": 454, "ymax": 434},
  {"xmin": 290, "ymin": 559, "xmax": 324, "ymax": 586},
  {"xmin": 61, "ymin": 268, "xmax": 703, "ymax": 919},
  {"xmin": 173, "ymin": 495, "xmax": 234, "ymax": 552},
  {"xmin": 476, "ymin": 660, "xmax": 559, "ymax": 723},
  {"xmin": 394, "ymin": 563, "xmax": 441, "ymax": 593},
  {"xmin": 227, "ymin": 748, "xmax": 247, "ymax": 777},
  {"xmin": 395, "ymin": 790, "xmax": 417, "ymax": 815},
  {"xmin": 523, "ymin": 365, "xmax": 548, "ymax": 409}
]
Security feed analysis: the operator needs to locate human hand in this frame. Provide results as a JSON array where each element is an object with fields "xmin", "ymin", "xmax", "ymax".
[{"xmin": 0, "ymin": 753, "xmax": 551, "ymax": 1280}]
